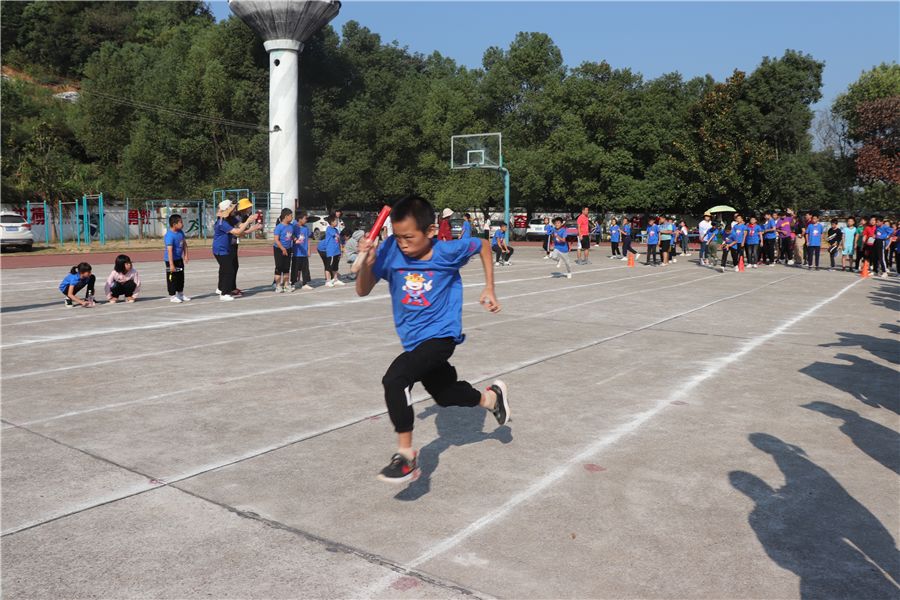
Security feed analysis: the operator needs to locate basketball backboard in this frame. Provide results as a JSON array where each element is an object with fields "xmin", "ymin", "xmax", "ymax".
[{"xmin": 450, "ymin": 133, "xmax": 502, "ymax": 169}]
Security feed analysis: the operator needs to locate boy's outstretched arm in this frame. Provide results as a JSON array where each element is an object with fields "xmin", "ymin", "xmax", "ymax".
[
  {"xmin": 478, "ymin": 239, "xmax": 501, "ymax": 313},
  {"xmin": 355, "ymin": 237, "xmax": 379, "ymax": 296}
]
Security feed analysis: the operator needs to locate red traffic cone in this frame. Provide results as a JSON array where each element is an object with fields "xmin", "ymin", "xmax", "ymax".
[
  {"xmin": 860, "ymin": 260, "xmax": 870, "ymax": 278},
  {"xmin": 627, "ymin": 253, "xmax": 635, "ymax": 267},
  {"xmin": 738, "ymin": 255, "xmax": 745, "ymax": 272}
]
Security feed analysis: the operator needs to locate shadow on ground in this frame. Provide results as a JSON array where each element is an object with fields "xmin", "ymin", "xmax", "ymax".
[
  {"xmin": 821, "ymin": 326, "xmax": 900, "ymax": 365},
  {"xmin": 730, "ymin": 433, "xmax": 900, "ymax": 599},
  {"xmin": 868, "ymin": 281, "xmax": 900, "ymax": 311},
  {"xmin": 802, "ymin": 401, "xmax": 899, "ymax": 475},
  {"xmin": 395, "ymin": 405, "xmax": 512, "ymax": 502},
  {"xmin": 799, "ymin": 353, "xmax": 899, "ymax": 415}
]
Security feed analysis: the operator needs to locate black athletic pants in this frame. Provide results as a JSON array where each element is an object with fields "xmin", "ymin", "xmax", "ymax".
[
  {"xmin": 382, "ymin": 337, "xmax": 482, "ymax": 433},
  {"xmin": 62, "ymin": 274, "xmax": 96, "ymax": 299},
  {"xmin": 763, "ymin": 238, "xmax": 776, "ymax": 264},
  {"xmin": 622, "ymin": 235, "xmax": 637, "ymax": 255},
  {"xmin": 779, "ymin": 238, "xmax": 793, "ymax": 263},
  {"xmin": 721, "ymin": 246, "xmax": 739, "ymax": 268},
  {"xmin": 646, "ymin": 244, "xmax": 658, "ymax": 265},
  {"xmin": 872, "ymin": 239, "xmax": 886, "ymax": 273},
  {"xmin": 494, "ymin": 246, "xmax": 514, "ymax": 262},
  {"xmin": 542, "ymin": 236, "xmax": 551, "ymax": 255},
  {"xmin": 291, "ymin": 256, "xmax": 311, "ymax": 286},
  {"xmin": 110, "ymin": 280, "xmax": 137, "ymax": 298},
  {"xmin": 216, "ymin": 254, "xmax": 235, "ymax": 294},
  {"xmin": 610, "ymin": 241, "xmax": 620, "ymax": 256},
  {"xmin": 319, "ymin": 251, "xmax": 340, "ymax": 274},
  {"xmin": 829, "ymin": 245, "xmax": 839, "ymax": 268},
  {"xmin": 807, "ymin": 246, "xmax": 820, "ymax": 268},
  {"xmin": 165, "ymin": 259, "xmax": 185, "ymax": 295}
]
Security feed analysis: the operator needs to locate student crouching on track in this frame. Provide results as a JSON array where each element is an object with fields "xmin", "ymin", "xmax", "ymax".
[
  {"xmin": 105, "ymin": 255, "xmax": 141, "ymax": 303},
  {"xmin": 59, "ymin": 262, "xmax": 95, "ymax": 308}
]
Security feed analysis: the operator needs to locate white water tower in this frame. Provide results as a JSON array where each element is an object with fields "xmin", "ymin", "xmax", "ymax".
[{"xmin": 228, "ymin": 0, "xmax": 341, "ymax": 209}]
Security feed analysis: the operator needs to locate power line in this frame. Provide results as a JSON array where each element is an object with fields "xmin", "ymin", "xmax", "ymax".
[{"xmin": 78, "ymin": 89, "xmax": 268, "ymax": 132}]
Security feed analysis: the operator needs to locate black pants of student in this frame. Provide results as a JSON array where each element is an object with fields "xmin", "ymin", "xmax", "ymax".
[
  {"xmin": 494, "ymin": 246, "xmax": 514, "ymax": 262},
  {"xmin": 319, "ymin": 251, "xmax": 340, "ymax": 274},
  {"xmin": 273, "ymin": 247, "xmax": 291, "ymax": 275},
  {"xmin": 165, "ymin": 259, "xmax": 185, "ymax": 295},
  {"xmin": 829, "ymin": 246, "xmax": 840, "ymax": 268},
  {"xmin": 215, "ymin": 254, "xmax": 235, "ymax": 294},
  {"xmin": 857, "ymin": 246, "xmax": 869, "ymax": 270},
  {"xmin": 622, "ymin": 235, "xmax": 637, "ymax": 255},
  {"xmin": 646, "ymin": 244, "xmax": 658, "ymax": 264},
  {"xmin": 660, "ymin": 240, "xmax": 671, "ymax": 258},
  {"xmin": 382, "ymin": 337, "xmax": 482, "ymax": 433},
  {"xmin": 610, "ymin": 241, "xmax": 620, "ymax": 256},
  {"xmin": 745, "ymin": 244, "xmax": 759, "ymax": 265},
  {"xmin": 62, "ymin": 274, "xmax": 96, "ymax": 299},
  {"xmin": 290, "ymin": 256, "xmax": 311, "ymax": 286},
  {"xmin": 109, "ymin": 279, "xmax": 137, "ymax": 298},
  {"xmin": 806, "ymin": 246, "xmax": 820, "ymax": 268},
  {"xmin": 779, "ymin": 238, "xmax": 793, "ymax": 263},
  {"xmin": 231, "ymin": 246, "xmax": 240, "ymax": 290},
  {"xmin": 872, "ymin": 239, "xmax": 887, "ymax": 273},
  {"xmin": 542, "ymin": 237, "xmax": 551, "ymax": 255},
  {"xmin": 721, "ymin": 246, "xmax": 739, "ymax": 268},
  {"xmin": 763, "ymin": 238, "xmax": 776, "ymax": 264}
]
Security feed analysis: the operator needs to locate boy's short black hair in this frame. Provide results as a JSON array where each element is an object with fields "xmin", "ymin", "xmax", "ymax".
[
  {"xmin": 280, "ymin": 208, "xmax": 293, "ymax": 220},
  {"xmin": 464, "ymin": 213, "xmax": 471, "ymax": 219},
  {"xmin": 553, "ymin": 216, "xmax": 564, "ymax": 224},
  {"xmin": 499, "ymin": 222, "xmax": 508, "ymax": 228},
  {"xmin": 168, "ymin": 214, "xmax": 182, "ymax": 227},
  {"xmin": 390, "ymin": 194, "xmax": 435, "ymax": 233},
  {"xmin": 327, "ymin": 213, "xmax": 338, "ymax": 225},
  {"xmin": 831, "ymin": 218, "xmax": 838, "ymax": 224},
  {"xmin": 296, "ymin": 210, "xmax": 307, "ymax": 220}
]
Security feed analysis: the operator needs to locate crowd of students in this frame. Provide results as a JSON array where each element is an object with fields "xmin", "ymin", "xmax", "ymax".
[{"xmin": 56, "ymin": 204, "xmax": 898, "ymax": 308}]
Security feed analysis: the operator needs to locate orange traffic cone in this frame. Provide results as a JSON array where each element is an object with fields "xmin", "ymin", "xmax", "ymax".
[
  {"xmin": 627, "ymin": 252, "xmax": 635, "ymax": 267},
  {"xmin": 860, "ymin": 260, "xmax": 869, "ymax": 278},
  {"xmin": 738, "ymin": 255, "xmax": 745, "ymax": 272}
]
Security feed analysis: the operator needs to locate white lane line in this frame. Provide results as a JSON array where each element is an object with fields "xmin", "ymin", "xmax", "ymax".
[
  {"xmin": 363, "ymin": 276, "xmax": 861, "ymax": 597},
  {"xmin": 10, "ymin": 270, "xmax": 699, "ymax": 425},
  {"xmin": 0, "ymin": 272, "xmax": 801, "ymax": 539},
  {"xmin": 0, "ymin": 263, "xmax": 637, "ymax": 348}
]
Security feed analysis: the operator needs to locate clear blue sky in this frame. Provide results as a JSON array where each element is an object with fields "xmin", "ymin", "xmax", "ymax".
[{"xmin": 210, "ymin": 1, "xmax": 899, "ymax": 112}]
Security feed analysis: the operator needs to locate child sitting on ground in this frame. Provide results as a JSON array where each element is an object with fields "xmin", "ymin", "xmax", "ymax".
[{"xmin": 105, "ymin": 254, "xmax": 141, "ymax": 303}]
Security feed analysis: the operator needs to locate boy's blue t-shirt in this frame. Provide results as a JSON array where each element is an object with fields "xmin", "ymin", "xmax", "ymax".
[
  {"xmin": 806, "ymin": 223, "xmax": 824, "ymax": 247},
  {"xmin": 321, "ymin": 225, "xmax": 341, "ymax": 256},
  {"xmin": 212, "ymin": 218, "xmax": 234, "ymax": 256},
  {"xmin": 491, "ymin": 229, "xmax": 506, "ymax": 247},
  {"xmin": 461, "ymin": 220, "xmax": 472, "ymax": 238},
  {"xmin": 764, "ymin": 219, "xmax": 778, "ymax": 239},
  {"xmin": 746, "ymin": 225, "xmax": 761, "ymax": 245},
  {"xmin": 732, "ymin": 224, "xmax": 747, "ymax": 244},
  {"xmin": 59, "ymin": 273, "xmax": 83, "ymax": 293},
  {"xmin": 292, "ymin": 223, "xmax": 310, "ymax": 256},
  {"xmin": 610, "ymin": 225, "xmax": 621, "ymax": 242},
  {"xmin": 646, "ymin": 225, "xmax": 659, "ymax": 245},
  {"xmin": 273, "ymin": 223, "xmax": 293, "ymax": 249},
  {"xmin": 553, "ymin": 227, "xmax": 569, "ymax": 252},
  {"xmin": 622, "ymin": 223, "xmax": 631, "ymax": 237},
  {"xmin": 703, "ymin": 227, "xmax": 719, "ymax": 243},
  {"xmin": 373, "ymin": 236, "xmax": 483, "ymax": 352},
  {"xmin": 164, "ymin": 229, "xmax": 186, "ymax": 262},
  {"xmin": 726, "ymin": 231, "xmax": 741, "ymax": 245},
  {"xmin": 875, "ymin": 225, "xmax": 894, "ymax": 240}
]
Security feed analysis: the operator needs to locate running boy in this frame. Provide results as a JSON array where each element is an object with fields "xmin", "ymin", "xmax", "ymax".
[
  {"xmin": 291, "ymin": 211, "xmax": 313, "ymax": 290},
  {"xmin": 354, "ymin": 195, "xmax": 509, "ymax": 483},
  {"xmin": 273, "ymin": 208, "xmax": 294, "ymax": 292},
  {"xmin": 164, "ymin": 214, "xmax": 190, "ymax": 303},
  {"xmin": 550, "ymin": 216, "xmax": 573, "ymax": 278}
]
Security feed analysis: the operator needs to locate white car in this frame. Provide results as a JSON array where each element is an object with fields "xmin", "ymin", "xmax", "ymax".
[
  {"xmin": 525, "ymin": 218, "xmax": 551, "ymax": 241},
  {"xmin": 0, "ymin": 212, "xmax": 34, "ymax": 251},
  {"xmin": 306, "ymin": 215, "xmax": 330, "ymax": 240}
]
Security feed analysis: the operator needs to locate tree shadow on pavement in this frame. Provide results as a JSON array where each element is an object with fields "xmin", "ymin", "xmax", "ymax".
[
  {"xmin": 802, "ymin": 401, "xmax": 899, "ymax": 475},
  {"xmin": 394, "ymin": 404, "xmax": 512, "ymax": 502},
  {"xmin": 730, "ymin": 433, "xmax": 900, "ymax": 599},
  {"xmin": 821, "ymin": 328, "xmax": 900, "ymax": 365},
  {"xmin": 799, "ymin": 353, "xmax": 899, "ymax": 415}
]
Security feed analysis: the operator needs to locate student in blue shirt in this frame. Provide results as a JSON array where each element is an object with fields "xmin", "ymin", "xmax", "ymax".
[
  {"xmin": 805, "ymin": 215, "xmax": 824, "ymax": 270},
  {"xmin": 460, "ymin": 213, "xmax": 473, "ymax": 239},
  {"xmin": 719, "ymin": 226, "xmax": 741, "ymax": 272},
  {"xmin": 491, "ymin": 222, "xmax": 514, "ymax": 265},
  {"xmin": 608, "ymin": 219, "xmax": 621, "ymax": 258},
  {"xmin": 745, "ymin": 217, "xmax": 762, "ymax": 269},
  {"xmin": 59, "ymin": 262, "xmax": 95, "ymax": 308},
  {"xmin": 762, "ymin": 212, "xmax": 778, "ymax": 265},
  {"xmin": 213, "ymin": 200, "xmax": 260, "ymax": 301},
  {"xmin": 658, "ymin": 216, "xmax": 675, "ymax": 265},
  {"xmin": 542, "ymin": 217, "xmax": 554, "ymax": 258},
  {"xmin": 354, "ymin": 194, "xmax": 509, "ymax": 483},
  {"xmin": 873, "ymin": 217, "xmax": 894, "ymax": 276},
  {"xmin": 164, "ymin": 214, "xmax": 190, "ymax": 303},
  {"xmin": 318, "ymin": 214, "xmax": 344, "ymax": 287},
  {"xmin": 549, "ymin": 216, "xmax": 573, "ymax": 278},
  {"xmin": 290, "ymin": 211, "xmax": 312, "ymax": 290},
  {"xmin": 645, "ymin": 218, "xmax": 660, "ymax": 266},
  {"xmin": 620, "ymin": 219, "xmax": 640, "ymax": 262},
  {"xmin": 272, "ymin": 208, "xmax": 294, "ymax": 292}
]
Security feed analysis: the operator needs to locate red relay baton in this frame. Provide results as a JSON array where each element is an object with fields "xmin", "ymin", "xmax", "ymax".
[{"xmin": 351, "ymin": 205, "xmax": 392, "ymax": 273}]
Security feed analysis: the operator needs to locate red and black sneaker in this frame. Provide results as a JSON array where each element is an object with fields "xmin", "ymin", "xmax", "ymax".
[{"xmin": 377, "ymin": 452, "xmax": 419, "ymax": 483}]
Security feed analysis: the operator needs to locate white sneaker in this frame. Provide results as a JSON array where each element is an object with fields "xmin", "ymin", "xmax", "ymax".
[
  {"xmin": 287, "ymin": 285, "xmax": 295, "ymax": 292},
  {"xmin": 542, "ymin": 255, "xmax": 550, "ymax": 260},
  {"xmin": 302, "ymin": 284, "xmax": 313, "ymax": 290},
  {"xmin": 635, "ymin": 253, "xmax": 641, "ymax": 262},
  {"xmin": 177, "ymin": 292, "xmax": 191, "ymax": 302},
  {"xmin": 170, "ymin": 295, "xmax": 183, "ymax": 303},
  {"xmin": 495, "ymin": 261, "xmax": 501, "ymax": 266},
  {"xmin": 720, "ymin": 266, "xmax": 726, "ymax": 272},
  {"xmin": 333, "ymin": 279, "xmax": 346, "ymax": 286},
  {"xmin": 215, "ymin": 288, "xmax": 222, "ymax": 295},
  {"xmin": 788, "ymin": 260, "xmax": 795, "ymax": 265},
  {"xmin": 504, "ymin": 261, "xmax": 511, "ymax": 266},
  {"xmin": 274, "ymin": 286, "xmax": 283, "ymax": 293},
  {"xmin": 734, "ymin": 266, "xmax": 740, "ymax": 272},
  {"xmin": 880, "ymin": 272, "xmax": 888, "ymax": 278},
  {"xmin": 220, "ymin": 294, "xmax": 234, "ymax": 302},
  {"xmin": 672, "ymin": 258, "xmax": 677, "ymax": 263},
  {"xmin": 556, "ymin": 260, "xmax": 561, "ymax": 268},
  {"xmin": 566, "ymin": 273, "xmax": 572, "ymax": 279},
  {"xmin": 325, "ymin": 280, "xmax": 335, "ymax": 288}
]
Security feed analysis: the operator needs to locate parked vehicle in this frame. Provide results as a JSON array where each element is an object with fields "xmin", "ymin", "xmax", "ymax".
[
  {"xmin": 0, "ymin": 212, "xmax": 34, "ymax": 251},
  {"xmin": 307, "ymin": 215, "xmax": 329, "ymax": 240},
  {"xmin": 525, "ymin": 218, "xmax": 550, "ymax": 241}
]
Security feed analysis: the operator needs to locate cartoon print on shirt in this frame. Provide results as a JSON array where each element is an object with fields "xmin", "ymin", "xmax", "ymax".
[{"xmin": 400, "ymin": 271, "xmax": 433, "ymax": 307}]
